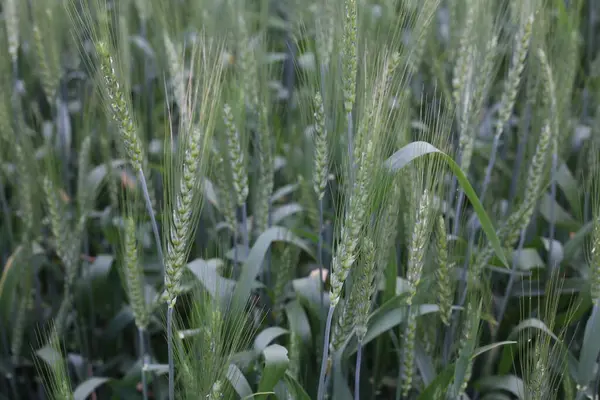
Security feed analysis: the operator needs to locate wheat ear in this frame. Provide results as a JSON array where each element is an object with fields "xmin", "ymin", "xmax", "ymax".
[
  {"xmin": 95, "ymin": 40, "xmax": 163, "ymax": 273},
  {"xmin": 313, "ymin": 91, "xmax": 328, "ymax": 308},
  {"xmin": 123, "ymin": 217, "xmax": 149, "ymax": 400},
  {"xmin": 436, "ymin": 216, "xmax": 453, "ymax": 326},
  {"xmin": 480, "ymin": 14, "xmax": 534, "ymax": 203},
  {"xmin": 353, "ymin": 237, "xmax": 376, "ymax": 400}
]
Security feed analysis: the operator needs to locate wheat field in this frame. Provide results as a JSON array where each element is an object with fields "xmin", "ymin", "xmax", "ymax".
[{"xmin": 0, "ymin": 0, "xmax": 599, "ymax": 399}]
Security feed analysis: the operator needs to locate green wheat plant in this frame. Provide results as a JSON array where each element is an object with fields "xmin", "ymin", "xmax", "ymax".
[{"xmin": 1, "ymin": 0, "xmax": 599, "ymax": 399}]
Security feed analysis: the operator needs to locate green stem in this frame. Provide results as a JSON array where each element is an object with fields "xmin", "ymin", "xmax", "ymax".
[
  {"xmin": 138, "ymin": 169, "xmax": 165, "ymax": 268},
  {"xmin": 138, "ymin": 327, "xmax": 149, "ymax": 400},
  {"xmin": 167, "ymin": 306, "xmax": 175, "ymax": 400},
  {"xmin": 318, "ymin": 197, "xmax": 324, "ymax": 310},
  {"xmin": 355, "ymin": 341, "xmax": 363, "ymax": 400},
  {"xmin": 317, "ymin": 305, "xmax": 335, "ymax": 400}
]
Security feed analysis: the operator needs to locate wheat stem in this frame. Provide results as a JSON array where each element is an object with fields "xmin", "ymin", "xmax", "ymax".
[
  {"xmin": 138, "ymin": 169, "xmax": 165, "ymax": 270},
  {"xmin": 318, "ymin": 197, "xmax": 325, "ymax": 310},
  {"xmin": 167, "ymin": 306, "xmax": 175, "ymax": 400},
  {"xmin": 355, "ymin": 340, "xmax": 363, "ymax": 400},
  {"xmin": 138, "ymin": 327, "xmax": 149, "ymax": 400},
  {"xmin": 317, "ymin": 305, "xmax": 335, "ymax": 400}
]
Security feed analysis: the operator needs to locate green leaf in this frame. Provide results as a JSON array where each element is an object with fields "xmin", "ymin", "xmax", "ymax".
[
  {"xmin": 85, "ymin": 160, "xmax": 126, "ymax": 195},
  {"xmin": 577, "ymin": 303, "xmax": 600, "ymax": 387},
  {"xmin": 292, "ymin": 275, "xmax": 328, "ymax": 321},
  {"xmin": 73, "ymin": 377, "xmax": 111, "ymax": 400},
  {"xmin": 226, "ymin": 363, "xmax": 253, "ymax": 398},
  {"xmin": 345, "ymin": 304, "xmax": 438, "ymax": 356},
  {"xmin": 415, "ymin": 341, "xmax": 436, "ymax": 386},
  {"xmin": 0, "ymin": 246, "xmax": 24, "ymax": 323},
  {"xmin": 143, "ymin": 364, "xmax": 169, "ymax": 375},
  {"xmin": 256, "ymin": 345, "xmax": 289, "ymax": 399},
  {"xmin": 283, "ymin": 372, "xmax": 311, "ymax": 400},
  {"xmin": 332, "ymin": 351, "xmax": 353, "ymax": 400},
  {"xmin": 417, "ymin": 364, "xmax": 454, "ymax": 400},
  {"xmin": 554, "ymin": 163, "xmax": 581, "ymax": 219},
  {"xmin": 385, "ymin": 141, "xmax": 508, "ymax": 268},
  {"xmin": 272, "ymin": 203, "xmax": 304, "ymax": 224},
  {"xmin": 36, "ymin": 345, "xmax": 63, "ymax": 368},
  {"xmin": 471, "ymin": 341, "xmax": 517, "ymax": 360},
  {"xmin": 284, "ymin": 300, "xmax": 312, "ymax": 346},
  {"xmin": 476, "ymin": 375, "xmax": 525, "ymax": 398},
  {"xmin": 563, "ymin": 221, "xmax": 593, "ymax": 267},
  {"xmin": 203, "ymin": 178, "xmax": 219, "ymax": 208},
  {"xmin": 103, "ymin": 306, "xmax": 135, "ymax": 339},
  {"xmin": 515, "ymin": 249, "xmax": 544, "ymax": 271},
  {"xmin": 186, "ymin": 258, "xmax": 236, "ymax": 301},
  {"xmin": 541, "ymin": 238, "xmax": 564, "ymax": 267},
  {"xmin": 254, "ymin": 327, "xmax": 288, "ymax": 354},
  {"xmin": 271, "ymin": 184, "xmax": 298, "ymax": 203},
  {"xmin": 539, "ymin": 193, "xmax": 580, "ymax": 231},
  {"xmin": 82, "ymin": 255, "xmax": 113, "ymax": 284},
  {"xmin": 230, "ymin": 227, "xmax": 314, "ymax": 315}
]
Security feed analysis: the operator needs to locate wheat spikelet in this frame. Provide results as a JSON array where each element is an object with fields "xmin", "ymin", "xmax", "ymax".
[
  {"xmin": 401, "ymin": 311, "xmax": 417, "ymax": 396},
  {"xmin": 408, "ymin": 0, "xmax": 440, "ymax": 75},
  {"xmin": 76, "ymin": 136, "xmax": 93, "ymax": 230},
  {"xmin": 315, "ymin": 0, "xmax": 334, "ymax": 67},
  {"xmin": 472, "ymin": 121, "xmax": 552, "ymax": 279},
  {"xmin": 252, "ymin": 105, "xmax": 274, "ymax": 237},
  {"xmin": 494, "ymin": 14, "xmax": 534, "ymax": 141},
  {"xmin": 43, "ymin": 177, "xmax": 73, "ymax": 269},
  {"xmin": 223, "ymin": 103, "xmax": 248, "ymax": 207},
  {"xmin": 123, "ymin": 217, "xmax": 149, "ymax": 329},
  {"xmin": 96, "ymin": 40, "xmax": 145, "ymax": 173},
  {"xmin": 207, "ymin": 380, "xmax": 223, "ymax": 400},
  {"xmin": 273, "ymin": 245, "xmax": 299, "ymax": 318},
  {"xmin": 406, "ymin": 190, "xmax": 433, "ymax": 305},
  {"xmin": 457, "ymin": 45, "xmax": 476, "ymax": 173},
  {"xmin": 588, "ymin": 134, "xmax": 600, "ymax": 302},
  {"xmin": 452, "ymin": 0, "xmax": 476, "ymax": 108},
  {"xmin": 342, "ymin": 0, "xmax": 358, "ymax": 113},
  {"xmin": 313, "ymin": 92, "xmax": 328, "ymax": 200},
  {"xmin": 375, "ymin": 180, "xmax": 400, "ymax": 282},
  {"xmin": 456, "ymin": 300, "xmax": 480, "ymax": 394},
  {"xmin": 436, "ymin": 216, "xmax": 453, "ymax": 326},
  {"xmin": 299, "ymin": 174, "xmax": 319, "ymax": 232},
  {"xmin": 472, "ymin": 34, "xmax": 499, "ymax": 123},
  {"xmin": 164, "ymin": 125, "xmax": 205, "ymax": 305},
  {"xmin": 10, "ymin": 245, "xmax": 32, "ymax": 364},
  {"xmin": 4, "ymin": 0, "xmax": 19, "ymax": 64},
  {"xmin": 213, "ymin": 149, "xmax": 237, "ymax": 231},
  {"xmin": 163, "ymin": 32, "xmax": 187, "ymax": 123},
  {"xmin": 330, "ymin": 298, "xmax": 355, "ymax": 353},
  {"xmin": 237, "ymin": 15, "xmax": 259, "ymax": 112},
  {"xmin": 288, "ymin": 331, "xmax": 301, "ymax": 380},
  {"xmin": 15, "ymin": 143, "xmax": 34, "ymax": 238},
  {"xmin": 330, "ymin": 138, "xmax": 374, "ymax": 307},
  {"xmin": 33, "ymin": 24, "xmax": 59, "ymax": 101},
  {"xmin": 354, "ymin": 237, "xmax": 376, "ymax": 341}
]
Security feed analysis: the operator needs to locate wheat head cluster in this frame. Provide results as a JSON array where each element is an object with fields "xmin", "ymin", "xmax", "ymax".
[{"xmin": 0, "ymin": 0, "xmax": 600, "ymax": 399}]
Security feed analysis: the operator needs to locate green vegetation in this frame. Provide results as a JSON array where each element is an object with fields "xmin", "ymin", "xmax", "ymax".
[{"xmin": 0, "ymin": 0, "xmax": 599, "ymax": 399}]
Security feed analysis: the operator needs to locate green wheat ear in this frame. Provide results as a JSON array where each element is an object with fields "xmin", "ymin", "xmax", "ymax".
[
  {"xmin": 35, "ymin": 327, "xmax": 73, "ymax": 400},
  {"xmin": 95, "ymin": 40, "xmax": 145, "ymax": 173},
  {"xmin": 4, "ymin": 0, "xmax": 20, "ymax": 64},
  {"xmin": 174, "ymin": 283, "xmax": 258, "ymax": 399}
]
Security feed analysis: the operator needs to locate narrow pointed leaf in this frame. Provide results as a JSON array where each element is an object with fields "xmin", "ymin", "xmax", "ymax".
[{"xmin": 385, "ymin": 141, "xmax": 508, "ymax": 268}]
